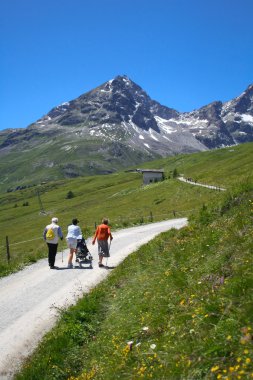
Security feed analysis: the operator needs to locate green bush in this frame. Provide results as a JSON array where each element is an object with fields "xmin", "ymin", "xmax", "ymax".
[{"xmin": 66, "ymin": 191, "xmax": 75, "ymax": 199}]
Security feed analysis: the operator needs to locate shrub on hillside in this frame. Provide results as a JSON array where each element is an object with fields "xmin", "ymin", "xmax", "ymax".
[{"xmin": 66, "ymin": 191, "xmax": 75, "ymax": 199}]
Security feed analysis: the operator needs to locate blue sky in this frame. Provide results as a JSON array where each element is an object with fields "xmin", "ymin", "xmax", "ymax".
[{"xmin": 1, "ymin": 0, "xmax": 253, "ymax": 131}]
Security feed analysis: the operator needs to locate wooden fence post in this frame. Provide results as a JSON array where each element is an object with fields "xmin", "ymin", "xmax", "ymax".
[{"xmin": 6, "ymin": 236, "xmax": 10, "ymax": 263}]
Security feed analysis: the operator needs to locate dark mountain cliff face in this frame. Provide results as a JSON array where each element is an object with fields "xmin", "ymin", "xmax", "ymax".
[
  {"xmin": 0, "ymin": 76, "xmax": 253, "ymax": 191},
  {"xmin": 180, "ymin": 101, "xmax": 234, "ymax": 148},
  {"xmin": 171, "ymin": 84, "xmax": 253, "ymax": 148},
  {"xmin": 220, "ymin": 84, "xmax": 253, "ymax": 144},
  {"xmin": 233, "ymin": 84, "xmax": 253, "ymax": 114},
  {"xmin": 48, "ymin": 76, "xmax": 178, "ymax": 134},
  {"xmin": 196, "ymin": 101, "xmax": 223, "ymax": 120}
]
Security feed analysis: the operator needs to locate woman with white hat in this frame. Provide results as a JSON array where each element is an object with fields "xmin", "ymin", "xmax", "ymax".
[{"xmin": 43, "ymin": 217, "xmax": 63, "ymax": 269}]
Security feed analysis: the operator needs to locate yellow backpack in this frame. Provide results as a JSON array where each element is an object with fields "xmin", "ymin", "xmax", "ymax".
[{"xmin": 46, "ymin": 228, "xmax": 55, "ymax": 240}]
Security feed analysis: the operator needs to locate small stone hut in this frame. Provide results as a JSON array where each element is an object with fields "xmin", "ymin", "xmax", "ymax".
[{"xmin": 137, "ymin": 169, "xmax": 165, "ymax": 185}]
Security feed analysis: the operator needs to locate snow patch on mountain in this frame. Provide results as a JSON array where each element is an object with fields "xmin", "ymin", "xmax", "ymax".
[
  {"xmin": 149, "ymin": 130, "xmax": 159, "ymax": 141},
  {"xmin": 241, "ymin": 114, "xmax": 253, "ymax": 123},
  {"xmin": 154, "ymin": 116, "xmax": 177, "ymax": 133},
  {"xmin": 163, "ymin": 135, "xmax": 173, "ymax": 142},
  {"xmin": 159, "ymin": 124, "xmax": 178, "ymax": 134}
]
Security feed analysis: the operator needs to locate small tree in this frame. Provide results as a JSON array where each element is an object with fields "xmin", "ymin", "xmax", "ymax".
[
  {"xmin": 66, "ymin": 191, "xmax": 75, "ymax": 199},
  {"xmin": 173, "ymin": 168, "xmax": 179, "ymax": 178}
]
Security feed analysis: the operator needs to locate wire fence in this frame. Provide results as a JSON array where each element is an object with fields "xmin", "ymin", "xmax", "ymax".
[
  {"xmin": 1, "ymin": 209, "xmax": 197, "ymax": 264},
  {"xmin": 1, "ymin": 176, "xmax": 225, "ymax": 264}
]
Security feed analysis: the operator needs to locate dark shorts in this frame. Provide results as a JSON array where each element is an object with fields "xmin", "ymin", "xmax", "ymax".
[{"xmin": 97, "ymin": 240, "xmax": 110, "ymax": 257}]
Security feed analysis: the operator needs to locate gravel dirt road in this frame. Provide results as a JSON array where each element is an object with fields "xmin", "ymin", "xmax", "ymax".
[
  {"xmin": 0, "ymin": 218, "xmax": 187, "ymax": 379},
  {"xmin": 178, "ymin": 176, "xmax": 226, "ymax": 191}
]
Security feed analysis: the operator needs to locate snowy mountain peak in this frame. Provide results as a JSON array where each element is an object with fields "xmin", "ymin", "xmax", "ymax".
[
  {"xmin": 1, "ymin": 77, "xmax": 253, "ymax": 190},
  {"xmin": 31, "ymin": 77, "xmax": 253, "ymax": 150},
  {"xmin": 4, "ymin": 76, "xmax": 253, "ymax": 158}
]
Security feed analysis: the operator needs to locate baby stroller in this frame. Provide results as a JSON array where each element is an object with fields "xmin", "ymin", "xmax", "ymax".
[{"xmin": 75, "ymin": 237, "xmax": 93, "ymax": 268}]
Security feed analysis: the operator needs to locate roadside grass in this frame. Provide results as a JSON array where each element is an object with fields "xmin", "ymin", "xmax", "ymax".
[{"xmin": 15, "ymin": 181, "xmax": 253, "ymax": 380}]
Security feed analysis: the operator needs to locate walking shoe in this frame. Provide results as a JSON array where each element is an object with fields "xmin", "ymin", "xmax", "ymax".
[
  {"xmin": 98, "ymin": 263, "xmax": 104, "ymax": 267},
  {"xmin": 50, "ymin": 266, "xmax": 58, "ymax": 269},
  {"xmin": 67, "ymin": 263, "xmax": 73, "ymax": 269}
]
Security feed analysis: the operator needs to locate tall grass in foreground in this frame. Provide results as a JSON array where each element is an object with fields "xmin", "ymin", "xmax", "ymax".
[{"xmin": 16, "ymin": 182, "xmax": 253, "ymax": 380}]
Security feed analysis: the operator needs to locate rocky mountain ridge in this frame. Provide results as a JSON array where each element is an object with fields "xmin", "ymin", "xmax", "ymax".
[{"xmin": 0, "ymin": 76, "xmax": 252, "ymax": 191}]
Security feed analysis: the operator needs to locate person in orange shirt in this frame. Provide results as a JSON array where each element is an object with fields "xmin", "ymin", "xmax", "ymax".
[{"xmin": 92, "ymin": 217, "xmax": 113, "ymax": 267}]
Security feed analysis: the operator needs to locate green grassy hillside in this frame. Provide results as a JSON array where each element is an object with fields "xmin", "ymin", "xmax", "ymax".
[
  {"xmin": 141, "ymin": 142, "xmax": 253, "ymax": 188},
  {"xmin": 15, "ymin": 181, "xmax": 253, "ymax": 380},
  {"xmin": 0, "ymin": 143, "xmax": 252, "ymax": 278},
  {"xmin": 0, "ymin": 131, "xmax": 156, "ymax": 194}
]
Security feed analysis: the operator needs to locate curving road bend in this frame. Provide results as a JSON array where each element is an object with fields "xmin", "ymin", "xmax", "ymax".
[{"xmin": 0, "ymin": 218, "xmax": 187, "ymax": 379}]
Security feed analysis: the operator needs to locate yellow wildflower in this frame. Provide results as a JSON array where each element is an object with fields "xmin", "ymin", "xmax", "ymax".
[
  {"xmin": 138, "ymin": 366, "xmax": 147, "ymax": 374},
  {"xmin": 211, "ymin": 365, "xmax": 220, "ymax": 372}
]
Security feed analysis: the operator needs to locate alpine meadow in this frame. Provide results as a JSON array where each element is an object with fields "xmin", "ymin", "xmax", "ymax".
[
  {"xmin": 0, "ymin": 141, "xmax": 252, "ymax": 379},
  {"xmin": 2, "ymin": 0, "xmax": 253, "ymax": 377}
]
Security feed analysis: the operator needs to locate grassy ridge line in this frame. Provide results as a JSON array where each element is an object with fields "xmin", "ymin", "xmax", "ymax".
[{"xmin": 16, "ymin": 182, "xmax": 253, "ymax": 380}]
